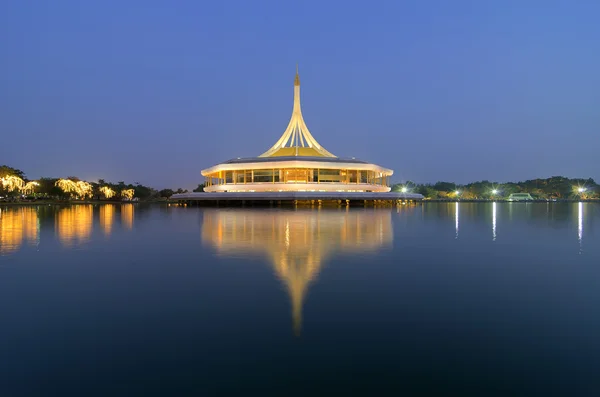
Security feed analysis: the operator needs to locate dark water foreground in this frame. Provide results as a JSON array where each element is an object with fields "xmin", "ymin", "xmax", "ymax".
[{"xmin": 0, "ymin": 203, "xmax": 599, "ymax": 396}]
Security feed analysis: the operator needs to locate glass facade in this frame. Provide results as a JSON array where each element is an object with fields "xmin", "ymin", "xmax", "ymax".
[{"xmin": 205, "ymin": 168, "xmax": 389, "ymax": 187}]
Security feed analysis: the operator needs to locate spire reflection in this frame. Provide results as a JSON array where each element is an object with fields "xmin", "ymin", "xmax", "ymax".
[
  {"xmin": 55, "ymin": 205, "xmax": 93, "ymax": 247},
  {"xmin": 0, "ymin": 207, "xmax": 39, "ymax": 255},
  {"xmin": 201, "ymin": 209, "xmax": 393, "ymax": 335}
]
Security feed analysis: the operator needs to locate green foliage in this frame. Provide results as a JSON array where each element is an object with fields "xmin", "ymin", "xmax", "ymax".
[
  {"xmin": 37, "ymin": 178, "xmax": 65, "ymax": 197},
  {"xmin": 0, "ymin": 165, "xmax": 25, "ymax": 179},
  {"xmin": 0, "ymin": 164, "xmax": 172, "ymax": 201},
  {"xmin": 134, "ymin": 184, "xmax": 158, "ymax": 200},
  {"xmin": 394, "ymin": 177, "xmax": 599, "ymax": 200},
  {"xmin": 193, "ymin": 184, "xmax": 205, "ymax": 192},
  {"xmin": 159, "ymin": 189, "xmax": 174, "ymax": 198},
  {"xmin": 433, "ymin": 181, "xmax": 456, "ymax": 192}
]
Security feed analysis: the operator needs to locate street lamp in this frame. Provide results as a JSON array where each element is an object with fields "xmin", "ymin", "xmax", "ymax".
[
  {"xmin": 578, "ymin": 187, "xmax": 586, "ymax": 193},
  {"xmin": 401, "ymin": 187, "xmax": 408, "ymax": 193},
  {"xmin": 491, "ymin": 189, "xmax": 498, "ymax": 195}
]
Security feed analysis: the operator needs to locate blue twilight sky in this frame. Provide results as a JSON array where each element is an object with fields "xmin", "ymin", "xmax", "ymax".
[{"xmin": 1, "ymin": 0, "xmax": 599, "ymax": 189}]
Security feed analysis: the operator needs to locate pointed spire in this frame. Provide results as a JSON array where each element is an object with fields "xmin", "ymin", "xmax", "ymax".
[
  {"xmin": 294, "ymin": 63, "xmax": 300, "ymax": 86},
  {"xmin": 259, "ymin": 67, "xmax": 336, "ymax": 158}
]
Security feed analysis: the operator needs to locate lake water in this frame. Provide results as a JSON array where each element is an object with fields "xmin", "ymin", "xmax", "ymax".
[{"xmin": 1, "ymin": 202, "xmax": 599, "ymax": 396}]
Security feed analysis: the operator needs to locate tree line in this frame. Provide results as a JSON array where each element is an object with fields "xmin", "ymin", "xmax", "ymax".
[
  {"xmin": 393, "ymin": 176, "xmax": 599, "ymax": 200},
  {"xmin": 0, "ymin": 165, "xmax": 205, "ymax": 201},
  {"xmin": 3, "ymin": 165, "xmax": 596, "ymax": 201}
]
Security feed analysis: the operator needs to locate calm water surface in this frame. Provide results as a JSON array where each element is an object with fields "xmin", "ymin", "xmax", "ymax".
[{"xmin": 1, "ymin": 203, "xmax": 599, "ymax": 396}]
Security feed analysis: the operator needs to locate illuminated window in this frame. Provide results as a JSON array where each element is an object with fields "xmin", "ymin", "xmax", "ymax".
[
  {"xmin": 318, "ymin": 169, "xmax": 343, "ymax": 183},
  {"xmin": 253, "ymin": 169, "xmax": 274, "ymax": 183}
]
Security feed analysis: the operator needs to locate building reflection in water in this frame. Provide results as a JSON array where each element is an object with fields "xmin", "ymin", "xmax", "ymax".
[
  {"xmin": 201, "ymin": 209, "xmax": 393, "ymax": 335},
  {"xmin": 121, "ymin": 204, "xmax": 134, "ymax": 230},
  {"xmin": 55, "ymin": 205, "xmax": 93, "ymax": 247},
  {"xmin": 99, "ymin": 204, "xmax": 115, "ymax": 236},
  {"xmin": 0, "ymin": 207, "xmax": 39, "ymax": 255}
]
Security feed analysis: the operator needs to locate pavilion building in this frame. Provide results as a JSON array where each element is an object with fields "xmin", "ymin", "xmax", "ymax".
[{"xmin": 201, "ymin": 68, "xmax": 393, "ymax": 193}]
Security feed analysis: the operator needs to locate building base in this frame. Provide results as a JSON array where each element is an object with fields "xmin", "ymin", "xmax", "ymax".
[{"xmin": 170, "ymin": 191, "xmax": 423, "ymax": 207}]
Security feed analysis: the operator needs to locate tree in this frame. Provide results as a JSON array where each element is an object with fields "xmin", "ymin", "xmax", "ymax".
[
  {"xmin": 416, "ymin": 185, "xmax": 439, "ymax": 199},
  {"xmin": 159, "ymin": 189, "xmax": 174, "ymax": 198},
  {"xmin": 134, "ymin": 184, "xmax": 157, "ymax": 200},
  {"xmin": 0, "ymin": 165, "xmax": 25, "ymax": 179},
  {"xmin": 193, "ymin": 184, "xmax": 205, "ymax": 192},
  {"xmin": 433, "ymin": 181, "xmax": 456, "ymax": 195},
  {"xmin": 37, "ymin": 177, "xmax": 66, "ymax": 198}
]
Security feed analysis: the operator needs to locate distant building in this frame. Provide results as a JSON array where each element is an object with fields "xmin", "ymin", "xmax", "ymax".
[{"xmin": 507, "ymin": 193, "xmax": 534, "ymax": 201}]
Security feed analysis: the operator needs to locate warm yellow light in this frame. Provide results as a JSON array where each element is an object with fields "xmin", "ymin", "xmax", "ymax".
[
  {"xmin": 1, "ymin": 175, "xmax": 24, "ymax": 192},
  {"xmin": 55, "ymin": 205, "xmax": 93, "ymax": 247},
  {"xmin": 201, "ymin": 210, "xmax": 393, "ymax": 335},
  {"xmin": 121, "ymin": 189, "xmax": 134, "ymax": 200},
  {"xmin": 21, "ymin": 181, "xmax": 40, "ymax": 195},
  {"xmin": 121, "ymin": 204, "xmax": 134, "ymax": 229},
  {"xmin": 0, "ymin": 207, "xmax": 39, "ymax": 254},
  {"xmin": 100, "ymin": 186, "xmax": 115, "ymax": 199},
  {"xmin": 55, "ymin": 179, "xmax": 93, "ymax": 199}
]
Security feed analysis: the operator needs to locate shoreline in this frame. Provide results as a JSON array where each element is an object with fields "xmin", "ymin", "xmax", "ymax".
[
  {"xmin": 1, "ymin": 199, "xmax": 598, "ymax": 207},
  {"xmin": 0, "ymin": 199, "xmax": 166, "ymax": 206},
  {"xmin": 425, "ymin": 199, "xmax": 598, "ymax": 203}
]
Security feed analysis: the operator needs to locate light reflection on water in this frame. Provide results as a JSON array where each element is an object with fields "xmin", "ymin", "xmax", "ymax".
[
  {"xmin": 1, "ymin": 203, "xmax": 600, "ymax": 395},
  {"xmin": 0, "ymin": 202, "xmax": 595, "ymax": 256},
  {"xmin": 0, "ymin": 204, "xmax": 137, "ymax": 252},
  {"xmin": 99, "ymin": 204, "xmax": 115, "ymax": 236},
  {"xmin": 201, "ymin": 209, "xmax": 393, "ymax": 334},
  {"xmin": 0, "ymin": 207, "xmax": 39, "ymax": 255},
  {"xmin": 455, "ymin": 201, "xmax": 459, "ymax": 239},
  {"xmin": 55, "ymin": 205, "xmax": 94, "ymax": 248},
  {"xmin": 492, "ymin": 201, "xmax": 497, "ymax": 241},
  {"xmin": 578, "ymin": 202, "xmax": 583, "ymax": 253},
  {"xmin": 121, "ymin": 204, "xmax": 134, "ymax": 230}
]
